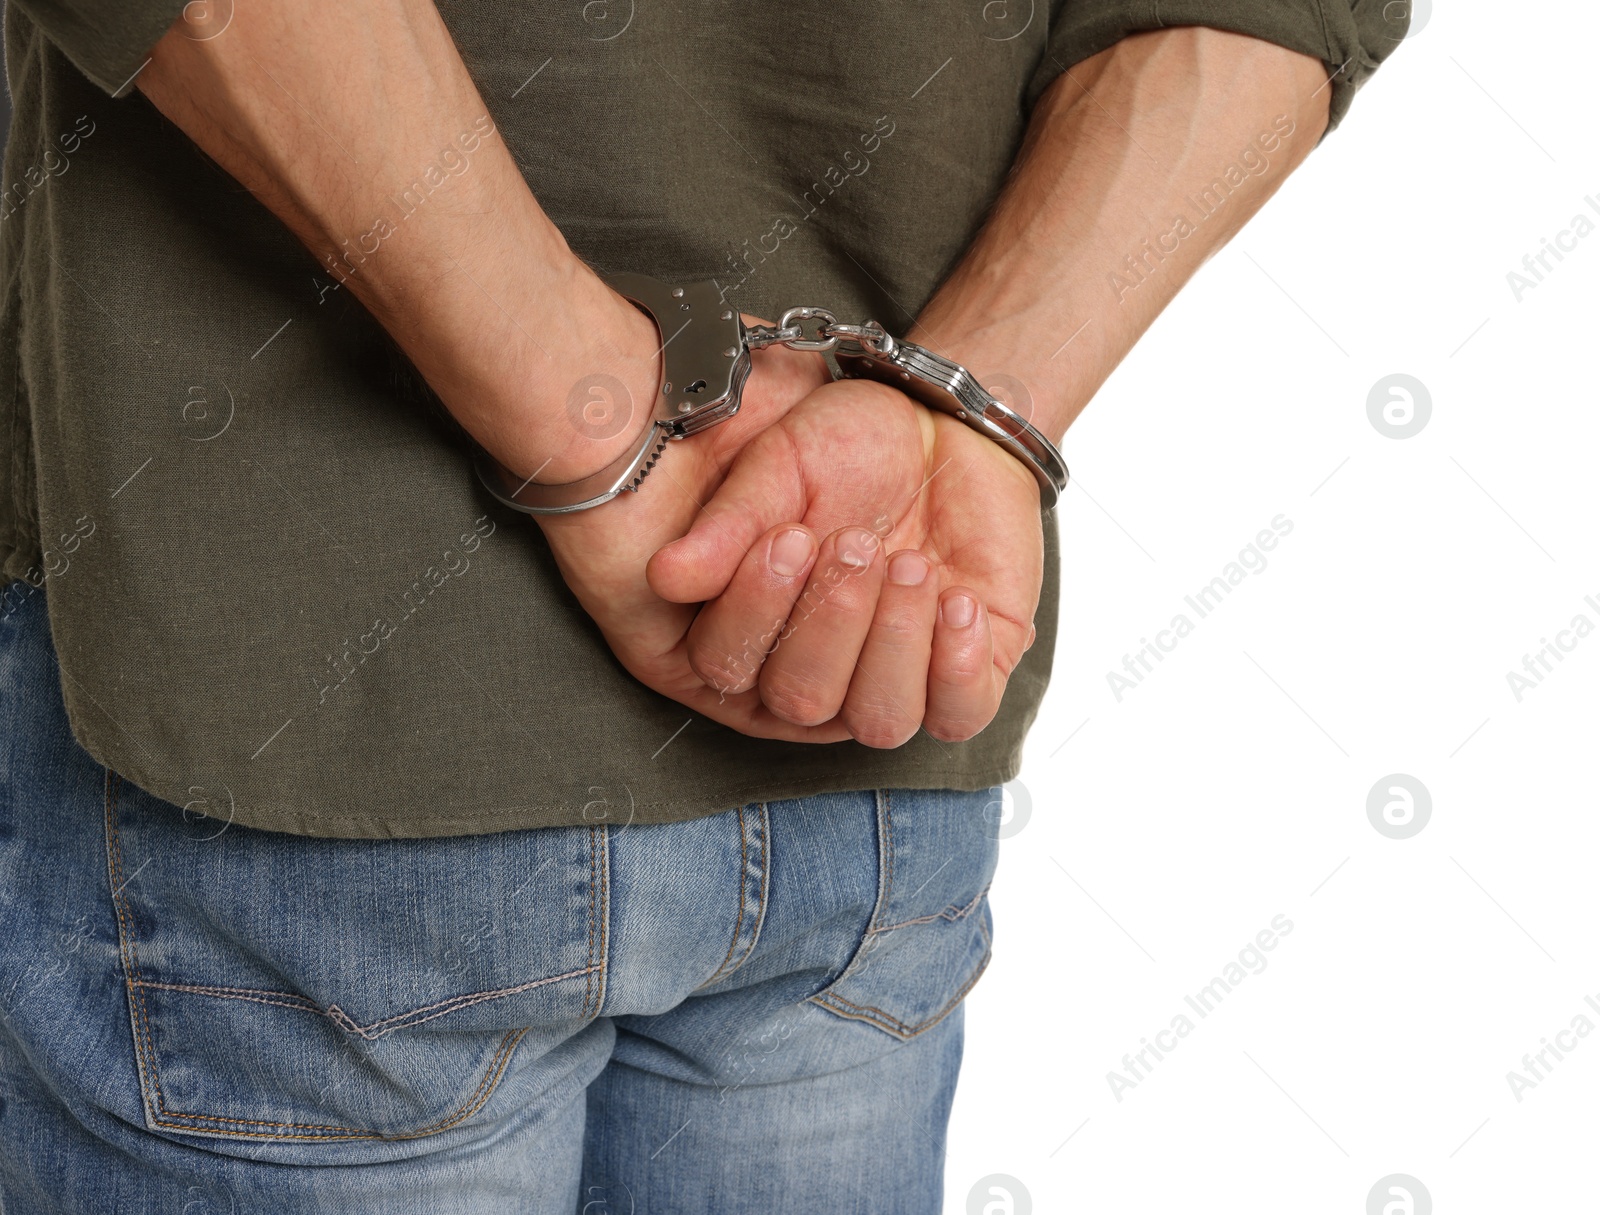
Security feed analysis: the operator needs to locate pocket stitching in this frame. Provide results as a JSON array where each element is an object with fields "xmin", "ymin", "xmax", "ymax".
[
  {"xmin": 133, "ymin": 968, "xmax": 601, "ymax": 1040},
  {"xmin": 103, "ymin": 771, "xmax": 561, "ymax": 1142},
  {"xmin": 867, "ymin": 883, "xmax": 990, "ymax": 936},
  {"xmin": 809, "ymin": 941, "xmax": 992, "ymax": 1041},
  {"xmin": 141, "ymin": 1027, "xmax": 530, "ymax": 1140},
  {"xmin": 805, "ymin": 790, "xmax": 992, "ymax": 1040}
]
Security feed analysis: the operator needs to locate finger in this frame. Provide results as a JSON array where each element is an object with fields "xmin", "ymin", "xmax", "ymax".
[
  {"xmin": 684, "ymin": 524, "xmax": 820, "ymax": 696},
  {"xmin": 646, "ymin": 425, "xmax": 804, "ymax": 605},
  {"xmin": 840, "ymin": 550, "xmax": 939, "ymax": 748},
  {"xmin": 923, "ymin": 587, "xmax": 1003, "ymax": 743},
  {"xmin": 664, "ymin": 681, "xmax": 854, "ymax": 745},
  {"xmin": 759, "ymin": 527, "xmax": 886, "ymax": 727}
]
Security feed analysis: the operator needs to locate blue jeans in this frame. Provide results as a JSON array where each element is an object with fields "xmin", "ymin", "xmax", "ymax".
[{"xmin": 0, "ymin": 585, "xmax": 1000, "ymax": 1214}]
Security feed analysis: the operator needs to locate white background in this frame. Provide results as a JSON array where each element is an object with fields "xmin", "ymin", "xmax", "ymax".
[{"xmin": 947, "ymin": 2, "xmax": 1598, "ymax": 1211}]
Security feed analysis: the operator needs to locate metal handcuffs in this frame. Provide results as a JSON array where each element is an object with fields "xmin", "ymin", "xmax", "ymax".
[{"xmin": 472, "ymin": 272, "xmax": 1070, "ymax": 515}]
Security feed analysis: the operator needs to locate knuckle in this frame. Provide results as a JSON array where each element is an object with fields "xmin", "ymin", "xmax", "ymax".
[
  {"xmin": 840, "ymin": 694, "xmax": 919, "ymax": 748},
  {"xmin": 688, "ymin": 645, "xmax": 760, "ymax": 696},
  {"xmin": 934, "ymin": 651, "xmax": 989, "ymax": 685},
  {"xmin": 845, "ymin": 715, "xmax": 918, "ymax": 749},
  {"xmin": 923, "ymin": 720, "xmax": 979, "ymax": 744},
  {"xmin": 816, "ymin": 580, "xmax": 877, "ymax": 619},
  {"xmin": 760, "ymin": 672, "xmax": 838, "ymax": 727},
  {"xmin": 922, "ymin": 706, "xmax": 996, "ymax": 744},
  {"xmin": 872, "ymin": 609, "xmax": 930, "ymax": 649}
]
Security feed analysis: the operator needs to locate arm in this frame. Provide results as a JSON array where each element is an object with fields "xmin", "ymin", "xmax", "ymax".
[
  {"xmin": 135, "ymin": 0, "xmax": 658, "ymax": 485},
  {"xmin": 653, "ymin": 27, "xmax": 1334, "ymax": 744},
  {"xmin": 916, "ymin": 26, "xmax": 1332, "ymax": 440}
]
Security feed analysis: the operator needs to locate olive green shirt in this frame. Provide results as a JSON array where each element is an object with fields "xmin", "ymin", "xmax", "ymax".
[{"xmin": 0, "ymin": 0, "xmax": 1402, "ymax": 837}]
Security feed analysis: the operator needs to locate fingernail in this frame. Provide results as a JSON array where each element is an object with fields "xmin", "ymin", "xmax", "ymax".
[
  {"xmin": 888, "ymin": 551, "xmax": 928, "ymax": 586},
  {"xmin": 769, "ymin": 529, "xmax": 814, "ymax": 577},
  {"xmin": 942, "ymin": 594, "xmax": 976, "ymax": 628},
  {"xmin": 837, "ymin": 529, "xmax": 877, "ymax": 570}
]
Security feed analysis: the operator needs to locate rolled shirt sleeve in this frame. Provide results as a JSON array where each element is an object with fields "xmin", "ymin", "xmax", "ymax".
[
  {"xmin": 8, "ymin": 0, "xmax": 190, "ymax": 96},
  {"xmin": 1029, "ymin": 0, "xmax": 1409, "ymax": 130}
]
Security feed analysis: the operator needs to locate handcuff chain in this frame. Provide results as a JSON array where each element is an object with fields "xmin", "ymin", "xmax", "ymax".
[{"xmin": 742, "ymin": 308, "xmax": 894, "ymax": 357}]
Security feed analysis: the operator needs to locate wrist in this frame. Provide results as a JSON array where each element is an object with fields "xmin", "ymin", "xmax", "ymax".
[
  {"xmin": 395, "ymin": 237, "xmax": 661, "ymax": 486},
  {"xmin": 473, "ymin": 265, "xmax": 663, "ymax": 486},
  {"xmin": 911, "ymin": 302, "xmax": 1092, "ymax": 445}
]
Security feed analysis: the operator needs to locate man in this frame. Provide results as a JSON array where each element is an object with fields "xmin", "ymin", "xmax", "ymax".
[{"xmin": 0, "ymin": 0, "xmax": 1402, "ymax": 1210}]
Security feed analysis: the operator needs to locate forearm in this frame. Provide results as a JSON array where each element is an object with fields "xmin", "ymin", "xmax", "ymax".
[
  {"xmin": 917, "ymin": 27, "xmax": 1331, "ymax": 441},
  {"xmin": 137, "ymin": 0, "xmax": 656, "ymax": 482}
]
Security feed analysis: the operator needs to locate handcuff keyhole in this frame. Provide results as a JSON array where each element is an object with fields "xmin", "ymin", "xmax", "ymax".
[{"xmin": 684, "ymin": 379, "xmax": 708, "ymax": 394}]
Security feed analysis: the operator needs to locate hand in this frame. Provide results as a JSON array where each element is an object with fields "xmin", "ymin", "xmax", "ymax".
[
  {"xmin": 531, "ymin": 311, "xmax": 862, "ymax": 742},
  {"xmin": 647, "ymin": 378, "xmax": 1046, "ymax": 746}
]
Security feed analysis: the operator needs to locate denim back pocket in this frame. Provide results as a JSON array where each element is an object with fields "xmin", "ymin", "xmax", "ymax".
[
  {"xmin": 808, "ymin": 787, "xmax": 1000, "ymax": 1040},
  {"xmin": 104, "ymin": 774, "xmax": 608, "ymax": 1147}
]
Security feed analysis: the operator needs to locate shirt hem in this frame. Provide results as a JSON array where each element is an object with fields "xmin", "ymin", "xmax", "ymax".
[{"xmin": 118, "ymin": 764, "xmax": 1022, "ymax": 840}]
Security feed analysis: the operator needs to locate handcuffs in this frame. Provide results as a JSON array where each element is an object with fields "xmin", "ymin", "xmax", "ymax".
[{"xmin": 473, "ymin": 272, "xmax": 1069, "ymax": 515}]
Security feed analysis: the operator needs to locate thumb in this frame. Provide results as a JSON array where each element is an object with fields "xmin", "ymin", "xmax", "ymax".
[{"xmin": 647, "ymin": 425, "xmax": 806, "ymax": 604}]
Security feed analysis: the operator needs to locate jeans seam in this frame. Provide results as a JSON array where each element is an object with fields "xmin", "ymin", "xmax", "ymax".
[
  {"xmin": 810, "ymin": 943, "xmax": 992, "ymax": 1041},
  {"xmin": 878, "ymin": 788, "xmax": 896, "ymax": 929},
  {"xmin": 804, "ymin": 789, "xmax": 896, "ymax": 1005},
  {"xmin": 586, "ymin": 824, "xmax": 610, "ymax": 1018},
  {"xmin": 699, "ymin": 802, "xmax": 772, "ymax": 988},
  {"xmin": 102, "ymin": 771, "xmax": 540, "ymax": 1141},
  {"xmin": 868, "ymin": 884, "xmax": 991, "ymax": 936},
  {"xmin": 585, "ymin": 826, "xmax": 597, "ymax": 1016},
  {"xmin": 749, "ymin": 804, "xmax": 771, "ymax": 962},
  {"xmin": 700, "ymin": 804, "xmax": 752, "ymax": 988},
  {"xmin": 140, "ymin": 1029, "xmax": 531, "ymax": 1140},
  {"xmin": 132, "ymin": 970, "xmax": 601, "ymax": 1040}
]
